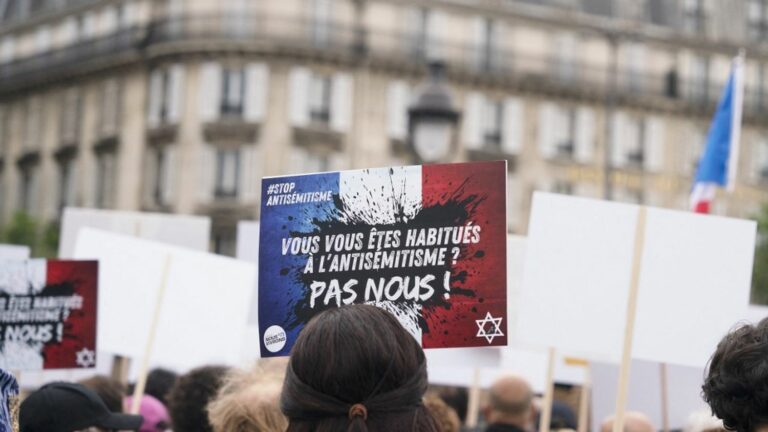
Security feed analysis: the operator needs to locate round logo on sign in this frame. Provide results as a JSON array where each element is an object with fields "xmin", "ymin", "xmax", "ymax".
[{"xmin": 263, "ymin": 325, "xmax": 287, "ymax": 353}]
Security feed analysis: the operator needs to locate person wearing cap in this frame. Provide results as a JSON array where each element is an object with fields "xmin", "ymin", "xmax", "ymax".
[{"xmin": 20, "ymin": 382, "xmax": 143, "ymax": 432}]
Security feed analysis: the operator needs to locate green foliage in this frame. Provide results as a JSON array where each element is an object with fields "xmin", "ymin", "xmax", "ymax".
[
  {"xmin": 0, "ymin": 211, "xmax": 59, "ymax": 258},
  {"xmin": 752, "ymin": 204, "xmax": 768, "ymax": 305}
]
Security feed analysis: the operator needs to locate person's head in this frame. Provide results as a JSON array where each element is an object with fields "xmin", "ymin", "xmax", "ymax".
[
  {"xmin": 703, "ymin": 318, "xmax": 768, "ymax": 432},
  {"xmin": 484, "ymin": 375, "xmax": 535, "ymax": 428},
  {"xmin": 145, "ymin": 368, "xmax": 177, "ymax": 407},
  {"xmin": 123, "ymin": 395, "xmax": 170, "ymax": 432},
  {"xmin": 78, "ymin": 375, "xmax": 126, "ymax": 414},
  {"xmin": 423, "ymin": 394, "xmax": 461, "ymax": 432},
  {"xmin": 432, "ymin": 386, "xmax": 468, "ymax": 423},
  {"xmin": 280, "ymin": 304, "xmax": 439, "ymax": 432},
  {"xmin": 167, "ymin": 365, "xmax": 229, "ymax": 432},
  {"xmin": 599, "ymin": 412, "xmax": 655, "ymax": 432},
  {"xmin": 20, "ymin": 382, "xmax": 142, "ymax": 432},
  {"xmin": 207, "ymin": 364, "xmax": 288, "ymax": 432}
]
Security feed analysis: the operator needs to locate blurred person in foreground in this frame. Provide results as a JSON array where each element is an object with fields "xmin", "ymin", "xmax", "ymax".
[
  {"xmin": 683, "ymin": 410, "xmax": 726, "ymax": 432},
  {"xmin": 207, "ymin": 362, "xmax": 288, "ymax": 432},
  {"xmin": 78, "ymin": 375, "xmax": 126, "ymax": 414},
  {"xmin": 280, "ymin": 304, "xmax": 440, "ymax": 431},
  {"xmin": 124, "ymin": 395, "xmax": 170, "ymax": 432},
  {"xmin": 424, "ymin": 393, "xmax": 461, "ymax": 432},
  {"xmin": 599, "ymin": 412, "xmax": 655, "ymax": 432},
  {"xmin": 483, "ymin": 375, "xmax": 535, "ymax": 432},
  {"xmin": 20, "ymin": 382, "xmax": 142, "ymax": 432},
  {"xmin": 167, "ymin": 365, "xmax": 229, "ymax": 432},
  {"xmin": 144, "ymin": 368, "xmax": 178, "ymax": 408},
  {"xmin": 703, "ymin": 317, "xmax": 768, "ymax": 432}
]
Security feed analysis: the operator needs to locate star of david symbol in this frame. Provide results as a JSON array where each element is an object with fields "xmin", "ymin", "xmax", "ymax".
[
  {"xmin": 75, "ymin": 348, "xmax": 96, "ymax": 368},
  {"xmin": 475, "ymin": 312, "xmax": 504, "ymax": 344}
]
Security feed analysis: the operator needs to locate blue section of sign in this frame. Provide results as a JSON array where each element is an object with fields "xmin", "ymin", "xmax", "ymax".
[{"xmin": 258, "ymin": 173, "xmax": 339, "ymax": 356}]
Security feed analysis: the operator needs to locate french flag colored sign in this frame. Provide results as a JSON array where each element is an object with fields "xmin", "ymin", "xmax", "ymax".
[
  {"xmin": 258, "ymin": 161, "xmax": 508, "ymax": 356},
  {"xmin": 0, "ymin": 260, "xmax": 98, "ymax": 370}
]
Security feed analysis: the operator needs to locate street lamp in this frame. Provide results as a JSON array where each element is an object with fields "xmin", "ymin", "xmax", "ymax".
[{"xmin": 407, "ymin": 61, "xmax": 461, "ymax": 164}]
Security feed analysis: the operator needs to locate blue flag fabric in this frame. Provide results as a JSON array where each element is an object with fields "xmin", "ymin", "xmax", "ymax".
[{"xmin": 694, "ymin": 71, "xmax": 736, "ymax": 186}]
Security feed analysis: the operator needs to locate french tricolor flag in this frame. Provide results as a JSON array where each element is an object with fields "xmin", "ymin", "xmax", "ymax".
[{"xmin": 690, "ymin": 51, "xmax": 745, "ymax": 214}]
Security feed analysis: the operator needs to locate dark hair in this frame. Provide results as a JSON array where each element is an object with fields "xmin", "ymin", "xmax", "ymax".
[
  {"xmin": 77, "ymin": 375, "xmax": 126, "ymax": 413},
  {"xmin": 280, "ymin": 304, "xmax": 439, "ymax": 432},
  {"xmin": 145, "ymin": 368, "xmax": 178, "ymax": 407},
  {"xmin": 167, "ymin": 365, "xmax": 229, "ymax": 432},
  {"xmin": 702, "ymin": 318, "xmax": 768, "ymax": 432}
]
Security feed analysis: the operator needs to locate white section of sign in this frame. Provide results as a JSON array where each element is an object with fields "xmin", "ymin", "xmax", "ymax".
[
  {"xmin": 73, "ymin": 228, "xmax": 255, "ymax": 372},
  {"xmin": 59, "ymin": 207, "xmax": 211, "ymax": 258},
  {"xmin": 236, "ymin": 221, "xmax": 260, "ymax": 325},
  {"xmin": 0, "ymin": 245, "xmax": 30, "ymax": 260},
  {"xmin": 590, "ymin": 360, "xmax": 707, "ymax": 432},
  {"xmin": 518, "ymin": 193, "xmax": 756, "ymax": 368}
]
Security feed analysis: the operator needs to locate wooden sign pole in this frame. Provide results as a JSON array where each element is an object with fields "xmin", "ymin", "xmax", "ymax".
[
  {"xmin": 660, "ymin": 362, "xmax": 670, "ymax": 432},
  {"xmin": 613, "ymin": 206, "xmax": 647, "ymax": 432},
  {"xmin": 130, "ymin": 255, "xmax": 172, "ymax": 414},
  {"xmin": 578, "ymin": 366, "xmax": 591, "ymax": 432},
  {"xmin": 539, "ymin": 347, "xmax": 557, "ymax": 432},
  {"xmin": 466, "ymin": 368, "xmax": 481, "ymax": 428}
]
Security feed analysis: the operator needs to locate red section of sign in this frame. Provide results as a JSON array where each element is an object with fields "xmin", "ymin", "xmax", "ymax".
[
  {"xmin": 420, "ymin": 161, "xmax": 508, "ymax": 348},
  {"xmin": 42, "ymin": 260, "xmax": 98, "ymax": 369}
]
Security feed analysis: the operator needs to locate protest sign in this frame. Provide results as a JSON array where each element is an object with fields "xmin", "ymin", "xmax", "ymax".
[
  {"xmin": 0, "ymin": 246, "xmax": 29, "ymax": 260},
  {"xmin": 517, "ymin": 193, "xmax": 756, "ymax": 368},
  {"xmin": 258, "ymin": 161, "xmax": 508, "ymax": 356},
  {"xmin": 59, "ymin": 208, "xmax": 211, "ymax": 257},
  {"xmin": 0, "ymin": 260, "xmax": 97, "ymax": 370},
  {"xmin": 73, "ymin": 228, "xmax": 254, "ymax": 372}
]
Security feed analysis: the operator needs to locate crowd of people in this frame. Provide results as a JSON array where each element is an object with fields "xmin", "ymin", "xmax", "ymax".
[{"xmin": 15, "ymin": 304, "xmax": 768, "ymax": 432}]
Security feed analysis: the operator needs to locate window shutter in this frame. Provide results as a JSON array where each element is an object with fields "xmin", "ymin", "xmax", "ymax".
[
  {"xmin": 611, "ymin": 112, "xmax": 627, "ymax": 167},
  {"xmin": 575, "ymin": 107, "xmax": 595, "ymax": 163},
  {"xmin": 198, "ymin": 144, "xmax": 215, "ymax": 202},
  {"xmin": 162, "ymin": 145, "xmax": 177, "ymax": 206},
  {"xmin": 427, "ymin": 10, "xmax": 445, "ymax": 61},
  {"xmin": 289, "ymin": 67, "xmax": 310, "ymax": 127},
  {"xmin": 244, "ymin": 63, "xmax": 269, "ymax": 122},
  {"xmin": 167, "ymin": 64, "xmax": 185, "ymax": 123},
  {"xmin": 331, "ymin": 73, "xmax": 353, "ymax": 132},
  {"xmin": 147, "ymin": 70, "xmax": 162, "ymax": 128},
  {"xmin": 199, "ymin": 62, "xmax": 222, "ymax": 122},
  {"xmin": 644, "ymin": 116, "xmax": 665, "ymax": 172},
  {"xmin": 387, "ymin": 80, "xmax": 409, "ymax": 140},
  {"xmin": 502, "ymin": 97, "xmax": 522, "ymax": 154},
  {"xmin": 239, "ymin": 145, "xmax": 259, "ymax": 202},
  {"xmin": 462, "ymin": 92, "xmax": 483, "ymax": 150},
  {"xmin": 538, "ymin": 103, "xmax": 557, "ymax": 159}
]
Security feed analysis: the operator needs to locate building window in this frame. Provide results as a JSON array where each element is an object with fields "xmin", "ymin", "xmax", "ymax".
[
  {"xmin": 311, "ymin": 0, "xmax": 332, "ymax": 47},
  {"xmin": 61, "ymin": 88, "xmax": 82, "ymax": 145},
  {"xmin": 407, "ymin": 7, "xmax": 430, "ymax": 61},
  {"xmin": 309, "ymin": 74, "xmax": 332, "ymax": 125},
  {"xmin": 58, "ymin": 157, "xmax": 77, "ymax": 212},
  {"xmin": 95, "ymin": 151, "xmax": 117, "ymax": 209},
  {"xmin": 551, "ymin": 180, "xmax": 574, "ymax": 195},
  {"xmin": 689, "ymin": 54, "xmax": 710, "ymax": 105},
  {"xmin": 683, "ymin": 0, "xmax": 707, "ymax": 35},
  {"xmin": 554, "ymin": 32, "xmax": 577, "ymax": 83},
  {"xmin": 476, "ymin": 18, "xmax": 498, "ymax": 72},
  {"xmin": 148, "ymin": 66, "xmax": 183, "ymax": 126},
  {"xmin": 215, "ymin": 148, "xmax": 240, "ymax": 198},
  {"xmin": 482, "ymin": 99, "xmax": 503, "ymax": 149},
  {"xmin": 24, "ymin": 99, "xmax": 42, "ymax": 152},
  {"xmin": 152, "ymin": 147, "xmax": 167, "ymax": 206},
  {"xmin": 221, "ymin": 68, "xmax": 245, "ymax": 117},
  {"xmin": 18, "ymin": 165, "xmax": 38, "ymax": 214},
  {"xmin": 748, "ymin": 0, "xmax": 768, "ymax": 41}
]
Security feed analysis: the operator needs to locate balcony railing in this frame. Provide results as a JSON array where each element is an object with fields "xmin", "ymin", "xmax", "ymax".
[{"xmin": 0, "ymin": 13, "xmax": 766, "ymax": 117}]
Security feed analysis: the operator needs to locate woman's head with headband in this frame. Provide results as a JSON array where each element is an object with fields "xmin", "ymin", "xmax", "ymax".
[{"xmin": 280, "ymin": 304, "xmax": 439, "ymax": 432}]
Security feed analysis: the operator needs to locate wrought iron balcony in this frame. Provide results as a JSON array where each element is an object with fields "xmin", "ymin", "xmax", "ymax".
[{"xmin": 0, "ymin": 12, "xmax": 764, "ymax": 117}]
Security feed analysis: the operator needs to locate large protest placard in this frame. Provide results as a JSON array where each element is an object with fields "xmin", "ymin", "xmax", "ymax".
[
  {"xmin": 59, "ymin": 208, "xmax": 211, "ymax": 257},
  {"xmin": 73, "ymin": 228, "xmax": 254, "ymax": 372},
  {"xmin": 258, "ymin": 161, "xmax": 507, "ymax": 356},
  {"xmin": 0, "ymin": 260, "xmax": 97, "ymax": 370},
  {"xmin": 517, "ymin": 193, "xmax": 756, "ymax": 368},
  {"xmin": 0, "ymin": 245, "xmax": 30, "ymax": 260}
]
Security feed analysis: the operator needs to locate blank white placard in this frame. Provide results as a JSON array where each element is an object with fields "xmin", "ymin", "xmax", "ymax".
[
  {"xmin": 59, "ymin": 207, "xmax": 211, "ymax": 258},
  {"xmin": 0, "ymin": 244, "xmax": 30, "ymax": 260},
  {"xmin": 73, "ymin": 228, "xmax": 255, "ymax": 371},
  {"xmin": 518, "ymin": 193, "xmax": 756, "ymax": 367}
]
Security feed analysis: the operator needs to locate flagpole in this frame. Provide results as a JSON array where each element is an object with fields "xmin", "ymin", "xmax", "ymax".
[{"xmin": 727, "ymin": 49, "xmax": 745, "ymax": 191}]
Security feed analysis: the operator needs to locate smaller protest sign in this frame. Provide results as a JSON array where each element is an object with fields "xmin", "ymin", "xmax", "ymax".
[
  {"xmin": 0, "ymin": 260, "xmax": 98, "ymax": 370},
  {"xmin": 0, "ymin": 246, "xmax": 29, "ymax": 261}
]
